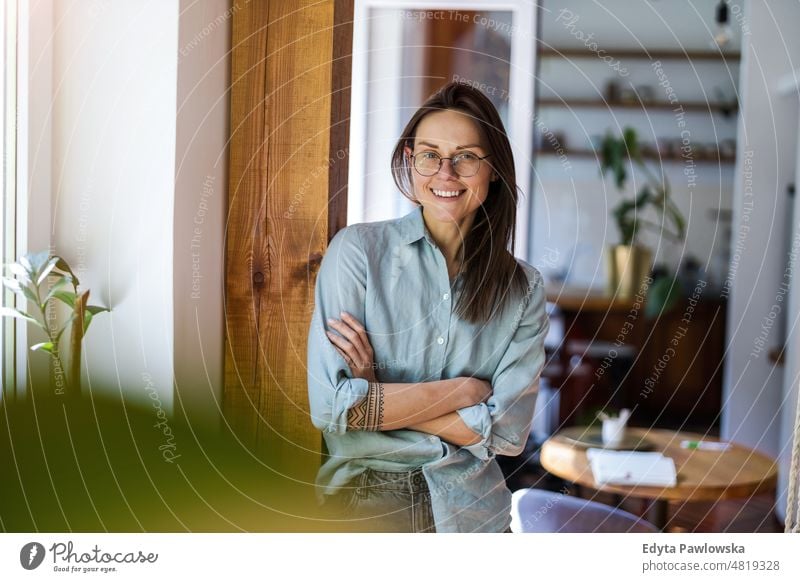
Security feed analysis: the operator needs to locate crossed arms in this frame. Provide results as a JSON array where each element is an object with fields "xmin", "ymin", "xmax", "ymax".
[{"xmin": 306, "ymin": 227, "xmax": 548, "ymax": 458}]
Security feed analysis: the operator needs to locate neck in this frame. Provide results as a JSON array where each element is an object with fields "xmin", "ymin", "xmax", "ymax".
[{"xmin": 421, "ymin": 208, "xmax": 476, "ymax": 268}]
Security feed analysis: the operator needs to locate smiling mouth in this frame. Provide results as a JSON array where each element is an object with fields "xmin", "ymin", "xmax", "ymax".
[{"xmin": 431, "ymin": 188, "xmax": 466, "ymax": 199}]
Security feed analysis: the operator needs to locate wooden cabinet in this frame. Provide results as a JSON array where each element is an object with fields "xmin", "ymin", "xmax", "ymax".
[
  {"xmin": 549, "ymin": 290, "xmax": 727, "ymax": 431},
  {"xmin": 629, "ymin": 296, "xmax": 727, "ymax": 428}
]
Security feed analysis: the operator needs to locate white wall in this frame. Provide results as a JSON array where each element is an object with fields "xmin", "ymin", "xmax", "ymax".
[
  {"xmin": 173, "ymin": 0, "xmax": 230, "ymax": 427},
  {"xmin": 722, "ymin": 0, "xmax": 800, "ymax": 522},
  {"xmin": 43, "ymin": 0, "xmax": 229, "ymax": 421},
  {"xmin": 50, "ymin": 0, "xmax": 179, "ymax": 409}
]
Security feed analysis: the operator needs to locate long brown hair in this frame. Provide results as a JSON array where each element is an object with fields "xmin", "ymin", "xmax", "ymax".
[{"xmin": 390, "ymin": 81, "xmax": 528, "ymax": 324}]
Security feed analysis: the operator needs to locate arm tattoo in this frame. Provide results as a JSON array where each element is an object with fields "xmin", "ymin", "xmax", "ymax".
[{"xmin": 347, "ymin": 381, "xmax": 385, "ymax": 431}]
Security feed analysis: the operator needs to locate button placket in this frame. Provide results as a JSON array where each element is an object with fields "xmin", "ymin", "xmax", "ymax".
[{"xmin": 429, "ymin": 243, "xmax": 452, "ymax": 372}]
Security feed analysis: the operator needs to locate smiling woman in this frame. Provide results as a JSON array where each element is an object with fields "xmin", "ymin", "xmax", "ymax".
[{"xmin": 307, "ymin": 82, "xmax": 550, "ymax": 533}]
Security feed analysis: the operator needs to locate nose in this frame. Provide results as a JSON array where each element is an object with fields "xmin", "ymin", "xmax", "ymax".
[{"xmin": 437, "ymin": 157, "xmax": 459, "ymax": 179}]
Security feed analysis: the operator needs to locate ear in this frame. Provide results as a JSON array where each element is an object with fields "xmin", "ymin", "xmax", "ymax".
[{"xmin": 491, "ymin": 172, "xmax": 499, "ymax": 182}]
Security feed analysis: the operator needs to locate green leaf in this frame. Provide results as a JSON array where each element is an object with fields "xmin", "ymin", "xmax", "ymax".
[
  {"xmin": 43, "ymin": 276, "xmax": 73, "ymax": 304},
  {"xmin": 623, "ymin": 126, "xmax": 640, "ymax": 161},
  {"xmin": 81, "ymin": 305, "xmax": 109, "ymax": 334},
  {"xmin": 2, "ymin": 277, "xmax": 21, "ymax": 293},
  {"xmin": 26, "ymin": 251, "xmax": 51, "ymax": 279},
  {"xmin": 0, "ymin": 306, "xmax": 45, "ymax": 329},
  {"xmin": 7, "ymin": 263, "xmax": 31, "ymax": 284},
  {"xmin": 54, "ymin": 256, "xmax": 80, "ymax": 288},
  {"xmin": 18, "ymin": 254, "xmax": 34, "ymax": 275},
  {"xmin": 36, "ymin": 256, "xmax": 60, "ymax": 286},
  {"xmin": 665, "ymin": 199, "xmax": 686, "ymax": 240},
  {"xmin": 645, "ymin": 276, "xmax": 682, "ymax": 319},
  {"xmin": 52, "ymin": 290, "xmax": 78, "ymax": 308},
  {"xmin": 21, "ymin": 284, "xmax": 41, "ymax": 307},
  {"xmin": 31, "ymin": 342, "xmax": 55, "ymax": 354},
  {"xmin": 2, "ymin": 276, "xmax": 39, "ymax": 306}
]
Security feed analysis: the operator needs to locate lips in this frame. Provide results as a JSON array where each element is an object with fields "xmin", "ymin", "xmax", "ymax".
[{"xmin": 431, "ymin": 187, "xmax": 466, "ymax": 199}]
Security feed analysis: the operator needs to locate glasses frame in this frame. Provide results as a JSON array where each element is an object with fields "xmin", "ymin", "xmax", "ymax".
[{"xmin": 409, "ymin": 151, "xmax": 492, "ymax": 178}]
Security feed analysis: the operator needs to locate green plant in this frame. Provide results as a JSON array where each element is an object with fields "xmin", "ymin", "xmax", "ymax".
[
  {"xmin": 599, "ymin": 127, "xmax": 686, "ymax": 246},
  {"xmin": 1, "ymin": 251, "xmax": 109, "ymax": 395},
  {"xmin": 599, "ymin": 128, "xmax": 687, "ymax": 317}
]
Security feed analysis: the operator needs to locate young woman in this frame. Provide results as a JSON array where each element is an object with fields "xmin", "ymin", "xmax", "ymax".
[{"xmin": 307, "ymin": 81, "xmax": 549, "ymax": 533}]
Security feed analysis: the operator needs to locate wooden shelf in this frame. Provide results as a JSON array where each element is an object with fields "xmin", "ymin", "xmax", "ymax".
[
  {"xmin": 536, "ymin": 148, "xmax": 736, "ymax": 164},
  {"xmin": 537, "ymin": 98, "xmax": 738, "ymax": 113},
  {"xmin": 538, "ymin": 46, "xmax": 740, "ymax": 62}
]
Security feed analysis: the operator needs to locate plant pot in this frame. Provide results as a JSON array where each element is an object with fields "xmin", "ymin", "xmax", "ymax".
[{"xmin": 605, "ymin": 244, "xmax": 652, "ymax": 299}]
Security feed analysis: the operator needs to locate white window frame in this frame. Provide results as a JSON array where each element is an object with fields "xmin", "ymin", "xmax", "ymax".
[
  {"xmin": 349, "ymin": 0, "xmax": 537, "ymax": 259},
  {"xmin": 1, "ymin": 0, "xmax": 18, "ymax": 401},
  {"xmin": 2, "ymin": 0, "xmax": 54, "ymax": 400}
]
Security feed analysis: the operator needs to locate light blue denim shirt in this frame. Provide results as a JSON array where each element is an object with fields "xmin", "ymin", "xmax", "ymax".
[{"xmin": 307, "ymin": 205, "xmax": 549, "ymax": 533}]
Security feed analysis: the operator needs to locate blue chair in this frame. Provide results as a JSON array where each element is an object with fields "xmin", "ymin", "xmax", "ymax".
[{"xmin": 510, "ymin": 488, "xmax": 658, "ymax": 533}]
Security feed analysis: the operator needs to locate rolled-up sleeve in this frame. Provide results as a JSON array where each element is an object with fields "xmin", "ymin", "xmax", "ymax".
[
  {"xmin": 457, "ymin": 269, "xmax": 550, "ymax": 460},
  {"xmin": 307, "ymin": 226, "xmax": 370, "ymax": 434}
]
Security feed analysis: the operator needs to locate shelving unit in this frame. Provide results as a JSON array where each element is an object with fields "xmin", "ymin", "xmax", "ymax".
[
  {"xmin": 537, "ymin": 98, "xmax": 737, "ymax": 114},
  {"xmin": 533, "ymin": 45, "xmax": 741, "ymax": 162},
  {"xmin": 537, "ymin": 148, "xmax": 736, "ymax": 164},
  {"xmin": 537, "ymin": 45, "xmax": 740, "ymax": 62}
]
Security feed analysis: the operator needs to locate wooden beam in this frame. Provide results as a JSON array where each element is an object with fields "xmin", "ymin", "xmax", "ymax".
[{"xmin": 224, "ymin": 0, "xmax": 352, "ymax": 479}]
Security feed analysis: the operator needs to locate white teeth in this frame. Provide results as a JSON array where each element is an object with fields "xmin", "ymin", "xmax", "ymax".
[{"xmin": 432, "ymin": 189, "xmax": 463, "ymax": 198}]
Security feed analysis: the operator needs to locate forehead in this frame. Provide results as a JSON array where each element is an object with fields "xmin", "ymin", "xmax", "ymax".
[{"xmin": 413, "ymin": 109, "xmax": 485, "ymax": 149}]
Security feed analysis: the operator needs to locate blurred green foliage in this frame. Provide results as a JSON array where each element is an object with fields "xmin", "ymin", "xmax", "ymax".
[{"xmin": 0, "ymin": 392, "xmax": 344, "ymax": 532}]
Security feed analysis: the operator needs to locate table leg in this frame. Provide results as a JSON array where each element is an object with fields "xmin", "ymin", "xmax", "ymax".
[{"xmin": 647, "ymin": 499, "xmax": 669, "ymax": 531}]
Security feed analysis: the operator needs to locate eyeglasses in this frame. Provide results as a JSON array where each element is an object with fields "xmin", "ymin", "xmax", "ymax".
[{"xmin": 410, "ymin": 151, "xmax": 491, "ymax": 178}]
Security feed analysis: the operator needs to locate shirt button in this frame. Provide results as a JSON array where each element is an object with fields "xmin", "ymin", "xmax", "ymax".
[
  {"xmin": 443, "ymin": 293, "xmax": 450, "ymax": 300},
  {"xmin": 437, "ymin": 337, "xmax": 444, "ymax": 345}
]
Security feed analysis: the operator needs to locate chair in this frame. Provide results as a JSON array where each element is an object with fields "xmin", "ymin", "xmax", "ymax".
[{"xmin": 510, "ymin": 488, "xmax": 658, "ymax": 533}]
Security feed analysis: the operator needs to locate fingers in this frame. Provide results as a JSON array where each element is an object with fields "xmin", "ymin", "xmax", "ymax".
[
  {"xmin": 342, "ymin": 312, "xmax": 374, "ymax": 361},
  {"xmin": 326, "ymin": 329, "xmax": 356, "ymax": 361},
  {"xmin": 326, "ymin": 312, "xmax": 373, "ymax": 363},
  {"xmin": 333, "ymin": 345, "xmax": 353, "ymax": 367}
]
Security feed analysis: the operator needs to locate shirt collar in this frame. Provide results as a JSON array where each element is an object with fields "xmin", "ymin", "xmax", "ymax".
[{"xmin": 399, "ymin": 204, "xmax": 437, "ymax": 247}]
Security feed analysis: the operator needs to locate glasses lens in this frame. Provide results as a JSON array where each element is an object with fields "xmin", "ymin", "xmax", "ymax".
[
  {"xmin": 414, "ymin": 152, "xmax": 441, "ymax": 176},
  {"xmin": 452, "ymin": 153, "xmax": 481, "ymax": 177}
]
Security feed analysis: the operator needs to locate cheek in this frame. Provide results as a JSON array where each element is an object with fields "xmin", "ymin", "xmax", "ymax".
[{"xmin": 467, "ymin": 178, "xmax": 491, "ymax": 201}]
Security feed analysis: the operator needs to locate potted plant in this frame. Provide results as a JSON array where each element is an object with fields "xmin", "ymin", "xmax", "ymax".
[
  {"xmin": 1, "ymin": 251, "xmax": 109, "ymax": 396},
  {"xmin": 599, "ymin": 127, "xmax": 686, "ymax": 312}
]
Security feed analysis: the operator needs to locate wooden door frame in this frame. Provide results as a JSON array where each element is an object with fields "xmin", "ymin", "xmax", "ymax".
[{"xmin": 223, "ymin": 0, "xmax": 353, "ymax": 477}]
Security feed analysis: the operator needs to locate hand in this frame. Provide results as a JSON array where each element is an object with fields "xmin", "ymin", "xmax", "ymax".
[{"xmin": 325, "ymin": 312, "xmax": 377, "ymax": 382}]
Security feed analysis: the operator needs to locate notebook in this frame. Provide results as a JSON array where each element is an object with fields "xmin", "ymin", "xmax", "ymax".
[{"xmin": 587, "ymin": 448, "xmax": 677, "ymax": 487}]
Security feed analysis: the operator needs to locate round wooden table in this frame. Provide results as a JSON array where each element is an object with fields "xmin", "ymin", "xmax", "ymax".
[{"xmin": 540, "ymin": 427, "xmax": 778, "ymax": 530}]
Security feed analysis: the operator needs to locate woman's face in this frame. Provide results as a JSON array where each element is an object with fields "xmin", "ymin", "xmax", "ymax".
[{"xmin": 404, "ymin": 109, "xmax": 495, "ymax": 232}]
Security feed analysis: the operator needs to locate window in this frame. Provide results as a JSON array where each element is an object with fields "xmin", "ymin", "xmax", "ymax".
[{"xmin": 1, "ymin": 1, "xmax": 17, "ymax": 402}]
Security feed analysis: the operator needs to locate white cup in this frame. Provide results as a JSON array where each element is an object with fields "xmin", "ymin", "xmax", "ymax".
[{"xmin": 602, "ymin": 418, "xmax": 627, "ymax": 447}]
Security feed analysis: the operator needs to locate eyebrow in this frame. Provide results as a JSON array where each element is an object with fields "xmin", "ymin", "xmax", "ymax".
[{"xmin": 416, "ymin": 141, "xmax": 483, "ymax": 150}]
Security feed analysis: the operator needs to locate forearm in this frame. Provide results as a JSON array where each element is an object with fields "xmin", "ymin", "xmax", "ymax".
[
  {"xmin": 347, "ymin": 377, "xmax": 477, "ymax": 431},
  {"xmin": 407, "ymin": 411, "xmax": 482, "ymax": 447}
]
